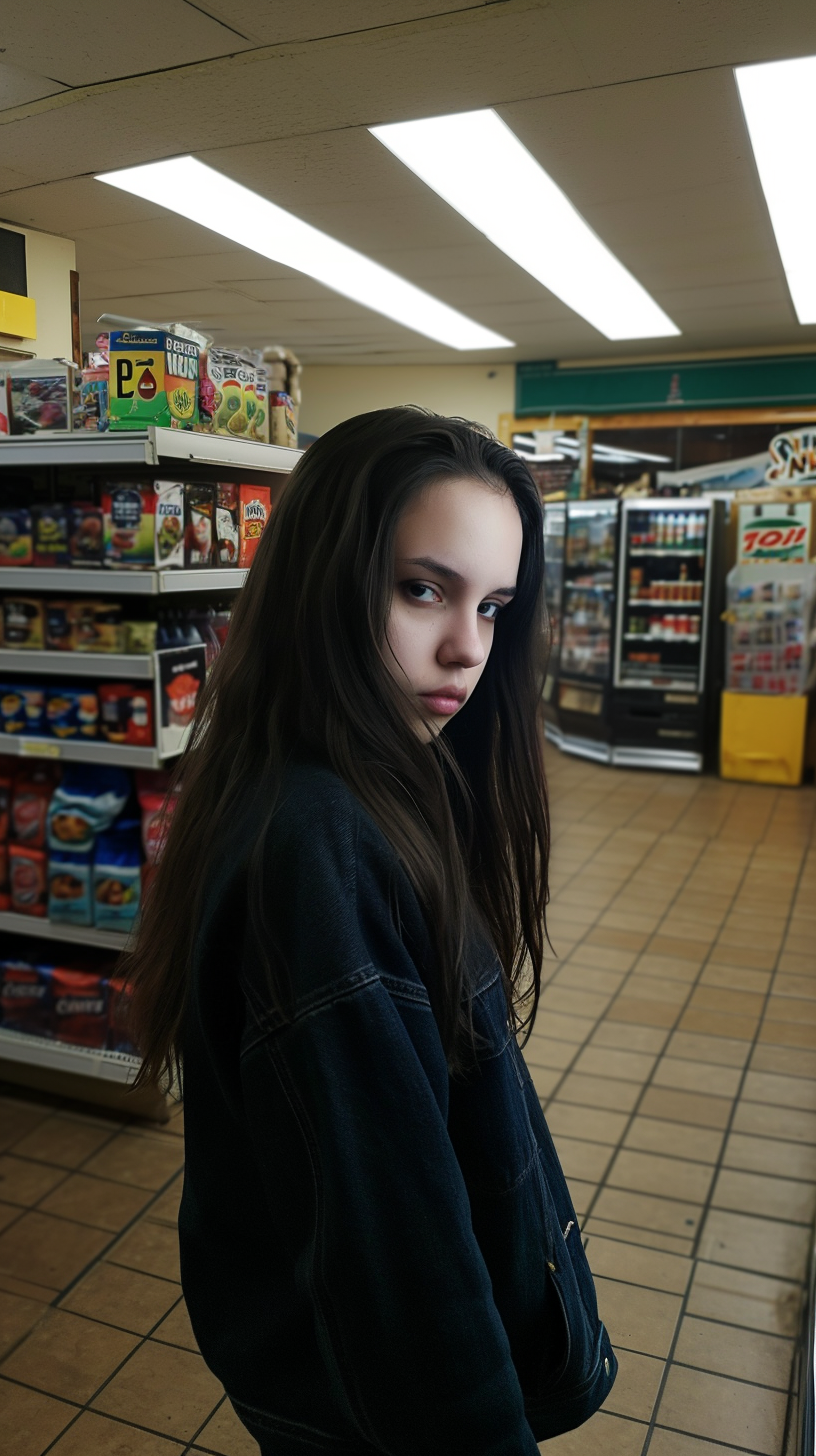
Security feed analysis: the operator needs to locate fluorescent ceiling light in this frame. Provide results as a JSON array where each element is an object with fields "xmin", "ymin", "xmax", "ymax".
[
  {"xmin": 370, "ymin": 110, "xmax": 680, "ymax": 341},
  {"xmin": 735, "ymin": 56, "xmax": 816, "ymax": 325},
  {"xmin": 95, "ymin": 156, "xmax": 512, "ymax": 351},
  {"xmin": 514, "ymin": 450, "xmax": 566, "ymax": 462}
]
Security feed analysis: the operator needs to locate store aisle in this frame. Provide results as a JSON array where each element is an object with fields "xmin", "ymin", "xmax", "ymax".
[{"xmin": 0, "ymin": 750, "xmax": 814, "ymax": 1456}]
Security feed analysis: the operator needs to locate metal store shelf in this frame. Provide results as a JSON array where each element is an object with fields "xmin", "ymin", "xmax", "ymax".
[
  {"xmin": 0, "ymin": 1026, "xmax": 141, "ymax": 1085},
  {"xmin": 0, "ymin": 649, "xmax": 154, "ymax": 678},
  {"xmin": 0, "ymin": 424, "xmax": 301, "ymax": 474},
  {"xmin": 0, "ymin": 910, "xmax": 128, "ymax": 952},
  {"xmin": 1, "ymin": 736, "xmax": 177, "ymax": 768},
  {"xmin": 0, "ymin": 566, "xmax": 246, "ymax": 594}
]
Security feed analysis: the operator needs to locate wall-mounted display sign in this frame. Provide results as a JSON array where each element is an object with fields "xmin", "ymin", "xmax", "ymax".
[
  {"xmin": 738, "ymin": 502, "xmax": 812, "ymax": 564},
  {"xmin": 765, "ymin": 429, "xmax": 816, "ymax": 486}
]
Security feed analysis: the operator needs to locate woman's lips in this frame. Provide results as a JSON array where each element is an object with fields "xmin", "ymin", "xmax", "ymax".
[{"xmin": 419, "ymin": 692, "xmax": 465, "ymax": 717}]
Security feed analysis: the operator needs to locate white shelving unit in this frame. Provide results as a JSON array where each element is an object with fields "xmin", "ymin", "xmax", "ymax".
[
  {"xmin": 1, "ymin": 735, "xmax": 175, "ymax": 768},
  {"xmin": 0, "ymin": 427, "xmax": 302, "ymax": 1109},
  {"xmin": 0, "ymin": 566, "xmax": 247, "ymax": 594},
  {"xmin": 0, "ymin": 910, "xmax": 128, "ymax": 952},
  {"xmin": 0, "ymin": 649, "xmax": 154, "ymax": 679}
]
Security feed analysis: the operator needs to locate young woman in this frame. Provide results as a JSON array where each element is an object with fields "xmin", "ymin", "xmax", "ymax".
[{"xmin": 126, "ymin": 408, "xmax": 616, "ymax": 1456}]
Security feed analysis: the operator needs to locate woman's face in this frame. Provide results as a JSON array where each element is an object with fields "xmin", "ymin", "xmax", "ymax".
[{"xmin": 386, "ymin": 475, "xmax": 523, "ymax": 739}]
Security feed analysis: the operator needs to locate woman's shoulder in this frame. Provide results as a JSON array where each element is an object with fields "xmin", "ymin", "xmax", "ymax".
[{"xmin": 269, "ymin": 751, "xmax": 398, "ymax": 873}]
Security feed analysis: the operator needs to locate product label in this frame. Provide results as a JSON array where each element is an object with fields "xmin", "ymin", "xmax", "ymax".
[{"xmin": 738, "ymin": 502, "xmax": 811, "ymax": 563}]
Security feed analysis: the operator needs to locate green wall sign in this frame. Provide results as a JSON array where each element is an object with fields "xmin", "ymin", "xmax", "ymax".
[{"xmin": 516, "ymin": 355, "xmax": 816, "ymax": 416}]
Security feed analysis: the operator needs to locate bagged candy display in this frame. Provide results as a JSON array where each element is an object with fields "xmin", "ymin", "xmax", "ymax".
[
  {"xmin": 48, "ymin": 848, "xmax": 93, "ymax": 926},
  {"xmin": 9, "ymin": 843, "xmax": 47, "ymax": 916},
  {"xmin": 47, "ymin": 765, "xmax": 130, "ymax": 855},
  {"xmin": 93, "ymin": 819, "xmax": 142, "ymax": 930}
]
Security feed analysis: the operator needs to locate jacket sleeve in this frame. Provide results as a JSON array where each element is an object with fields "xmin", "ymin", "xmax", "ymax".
[{"xmin": 239, "ymin": 794, "xmax": 541, "ymax": 1456}]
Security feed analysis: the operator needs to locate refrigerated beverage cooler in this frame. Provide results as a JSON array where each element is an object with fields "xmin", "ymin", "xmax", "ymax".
[
  {"xmin": 542, "ymin": 502, "xmax": 566, "ymax": 728},
  {"xmin": 547, "ymin": 500, "xmax": 619, "ymax": 761},
  {"xmin": 612, "ymin": 499, "xmax": 725, "ymax": 771}
]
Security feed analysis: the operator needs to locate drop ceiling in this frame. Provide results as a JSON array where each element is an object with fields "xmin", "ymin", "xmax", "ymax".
[{"xmin": 1, "ymin": 0, "xmax": 815, "ymax": 364}]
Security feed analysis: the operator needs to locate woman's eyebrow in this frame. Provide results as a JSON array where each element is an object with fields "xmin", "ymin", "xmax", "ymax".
[{"xmin": 404, "ymin": 556, "xmax": 516, "ymax": 598}]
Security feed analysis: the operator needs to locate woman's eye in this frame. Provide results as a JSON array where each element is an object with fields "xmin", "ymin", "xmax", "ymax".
[
  {"xmin": 406, "ymin": 582, "xmax": 440, "ymax": 603},
  {"xmin": 478, "ymin": 601, "xmax": 501, "ymax": 621}
]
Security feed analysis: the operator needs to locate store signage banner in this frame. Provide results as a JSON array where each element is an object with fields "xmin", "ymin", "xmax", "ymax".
[
  {"xmin": 155, "ymin": 645, "xmax": 207, "ymax": 757},
  {"xmin": 765, "ymin": 429, "xmax": 816, "ymax": 486},
  {"xmin": 738, "ymin": 502, "xmax": 811, "ymax": 564}
]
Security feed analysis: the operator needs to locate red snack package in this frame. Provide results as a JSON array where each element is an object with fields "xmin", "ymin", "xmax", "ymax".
[
  {"xmin": 9, "ymin": 843, "xmax": 47, "ymax": 916},
  {"xmin": 238, "ymin": 484, "xmax": 271, "ymax": 568},
  {"xmin": 50, "ymin": 968, "xmax": 109, "ymax": 1048},
  {"xmin": 107, "ymin": 975, "xmax": 137, "ymax": 1053},
  {"xmin": 0, "ymin": 960, "xmax": 51, "ymax": 1037},
  {"xmin": 0, "ymin": 843, "xmax": 9, "ymax": 911},
  {"xmin": 98, "ymin": 684, "xmax": 154, "ymax": 746},
  {"xmin": 11, "ymin": 767, "xmax": 56, "ymax": 847}
]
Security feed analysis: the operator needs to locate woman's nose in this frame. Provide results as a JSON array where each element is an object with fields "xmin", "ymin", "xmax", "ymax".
[{"xmin": 438, "ymin": 613, "xmax": 486, "ymax": 669}]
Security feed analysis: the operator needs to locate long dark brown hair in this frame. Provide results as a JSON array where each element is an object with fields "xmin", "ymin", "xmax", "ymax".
[{"xmin": 125, "ymin": 407, "xmax": 550, "ymax": 1090}]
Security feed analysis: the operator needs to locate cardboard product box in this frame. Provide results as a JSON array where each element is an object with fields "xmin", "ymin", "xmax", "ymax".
[
  {"xmin": 0, "ymin": 505, "xmax": 33, "ymax": 566},
  {"xmin": 7, "ymin": 361, "xmax": 80, "ymax": 434},
  {"xmin": 108, "ymin": 330, "xmax": 199, "ymax": 431},
  {"xmin": 184, "ymin": 483, "xmax": 215, "ymax": 567},
  {"xmin": 103, "ymin": 485, "xmax": 156, "ymax": 567},
  {"xmin": 32, "ymin": 503, "xmax": 71, "ymax": 568},
  {"xmin": 2, "ymin": 597, "xmax": 46, "ymax": 650}
]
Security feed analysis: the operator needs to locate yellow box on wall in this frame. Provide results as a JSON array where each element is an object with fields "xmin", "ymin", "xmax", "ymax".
[
  {"xmin": 720, "ymin": 689, "xmax": 808, "ymax": 786},
  {"xmin": 0, "ymin": 290, "xmax": 36, "ymax": 340}
]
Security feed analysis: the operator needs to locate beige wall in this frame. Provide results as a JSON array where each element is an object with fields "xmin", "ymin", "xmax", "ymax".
[
  {"xmin": 0, "ymin": 223, "xmax": 76, "ymax": 361},
  {"xmin": 299, "ymin": 363, "xmax": 515, "ymax": 439}
]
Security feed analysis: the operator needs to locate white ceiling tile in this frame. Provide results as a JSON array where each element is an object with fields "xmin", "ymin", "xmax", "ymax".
[
  {"xmin": 1, "ymin": 1, "xmax": 252, "ymax": 86},
  {"xmin": 0, "ymin": 60, "xmax": 67, "ymax": 108}
]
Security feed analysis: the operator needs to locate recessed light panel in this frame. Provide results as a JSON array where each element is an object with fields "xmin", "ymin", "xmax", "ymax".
[
  {"xmin": 735, "ymin": 56, "xmax": 816, "ymax": 325},
  {"xmin": 370, "ymin": 109, "xmax": 680, "ymax": 341},
  {"xmin": 96, "ymin": 156, "xmax": 513, "ymax": 351}
]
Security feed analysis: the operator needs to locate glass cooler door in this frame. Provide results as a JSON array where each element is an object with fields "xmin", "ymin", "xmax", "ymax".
[
  {"xmin": 560, "ymin": 502, "xmax": 618, "ymax": 682},
  {"xmin": 615, "ymin": 500, "xmax": 712, "ymax": 692},
  {"xmin": 543, "ymin": 502, "xmax": 566, "ymax": 663}
]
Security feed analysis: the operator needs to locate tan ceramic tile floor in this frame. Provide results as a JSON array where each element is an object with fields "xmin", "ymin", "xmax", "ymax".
[{"xmin": 0, "ymin": 749, "xmax": 814, "ymax": 1455}]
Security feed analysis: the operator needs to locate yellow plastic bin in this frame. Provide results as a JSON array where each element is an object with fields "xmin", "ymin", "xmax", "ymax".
[{"xmin": 720, "ymin": 690, "xmax": 808, "ymax": 786}]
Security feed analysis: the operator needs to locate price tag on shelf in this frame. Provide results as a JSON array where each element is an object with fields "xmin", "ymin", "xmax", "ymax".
[{"xmin": 18, "ymin": 738, "xmax": 62, "ymax": 759}]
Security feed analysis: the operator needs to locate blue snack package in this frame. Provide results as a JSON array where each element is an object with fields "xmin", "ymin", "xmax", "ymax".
[
  {"xmin": 48, "ymin": 849, "xmax": 93, "ymax": 926},
  {"xmin": 47, "ymin": 765, "xmax": 130, "ymax": 854},
  {"xmin": 45, "ymin": 688, "xmax": 99, "ymax": 740},
  {"xmin": 93, "ymin": 818, "xmax": 142, "ymax": 930},
  {"xmin": 0, "ymin": 688, "xmax": 27, "ymax": 735}
]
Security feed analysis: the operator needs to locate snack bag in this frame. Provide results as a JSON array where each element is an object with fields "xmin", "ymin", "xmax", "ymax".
[
  {"xmin": 2, "ymin": 597, "xmax": 45, "ymax": 650},
  {"xmin": 45, "ymin": 601, "xmax": 74, "ymax": 652},
  {"xmin": 68, "ymin": 503, "xmax": 104, "ymax": 566},
  {"xmin": 0, "ymin": 760, "xmax": 14, "ymax": 839},
  {"xmin": 99, "ymin": 684, "xmax": 154, "ymax": 746},
  {"xmin": 93, "ymin": 820, "xmax": 142, "ymax": 930},
  {"xmin": 47, "ymin": 765, "xmax": 130, "ymax": 855},
  {"xmin": 0, "ymin": 506, "xmax": 34, "ymax": 566},
  {"xmin": 154, "ymin": 481, "xmax": 185, "ymax": 567},
  {"xmin": 32, "ymin": 504, "xmax": 70, "ymax": 567},
  {"xmin": 184, "ymin": 483, "xmax": 214, "ymax": 567},
  {"xmin": 103, "ymin": 485, "xmax": 156, "ymax": 567},
  {"xmin": 0, "ymin": 687, "xmax": 45, "ymax": 736},
  {"xmin": 215, "ymin": 483, "xmax": 239, "ymax": 566},
  {"xmin": 136, "ymin": 770, "xmax": 177, "ymax": 863},
  {"xmin": 48, "ymin": 849, "xmax": 93, "ymax": 925},
  {"xmin": 51, "ymin": 968, "xmax": 108, "ymax": 1047},
  {"xmin": 0, "ymin": 960, "xmax": 51, "ymax": 1036},
  {"xmin": 9, "ymin": 843, "xmax": 47, "ymax": 916},
  {"xmin": 70, "ymin": 600, "xmax": 125, "ymax": 653},
  {"xmin": 11, "ymin": 766, "xmax": 56, "ymax": 847},
  {"xmin": 238, "ymin": 485, "xmax": 271, "ymax": 568},
  {"xmin": 46, "ymin": 688, "xmax": 99, "ymax": 740}
]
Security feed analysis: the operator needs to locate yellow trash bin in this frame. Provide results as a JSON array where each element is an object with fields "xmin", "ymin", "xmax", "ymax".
[{"xmin": 720, "ymin": 690, "xmax": 808, "ymax": 786}]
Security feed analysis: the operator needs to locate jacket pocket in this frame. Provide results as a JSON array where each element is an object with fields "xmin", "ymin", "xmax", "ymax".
[{"xmin": 528, "ymin": 1144, "xmax": 604, "ymax": 1402}]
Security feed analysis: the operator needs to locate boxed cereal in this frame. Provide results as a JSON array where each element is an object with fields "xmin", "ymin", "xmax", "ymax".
[
  {"xmin": 108, "ymin": 329, "xmax": 198, "ymax": 431},
  {"xmin": 103, "ymin": 485, "xmax": 155, "ymax": 567}
]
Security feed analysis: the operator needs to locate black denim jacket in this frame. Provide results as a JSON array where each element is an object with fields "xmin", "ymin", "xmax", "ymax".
[{"xmin": 179, "ymin": 756, "xmax": 617, "ymax": 1455}]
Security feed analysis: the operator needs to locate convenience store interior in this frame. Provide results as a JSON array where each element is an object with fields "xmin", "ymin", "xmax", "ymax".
[{"xmin": 2, "ymin": 4, "xmax": 816, "ymax": 1455}]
